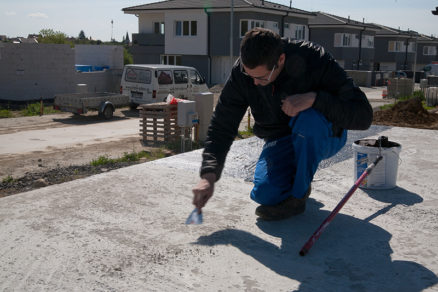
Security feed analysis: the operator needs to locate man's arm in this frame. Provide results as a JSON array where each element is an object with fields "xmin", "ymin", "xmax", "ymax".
[
  {"xmin": 284, "ymin": 42, "xmax": 373, "ymax": 130},
  {"xmin": 193, "ymin": 66, "xmax": 248, "ymax": 211},
  {"xmin": 192, "ymin": 172, "xmax": 216, "ymax": 211},
  {"xmin": 312, "ymin": 52, "xmax": 373, "ymax": 130},
  {"xmin": 200, "ymin": 68, "xmax": 249, "ymax": 181}
]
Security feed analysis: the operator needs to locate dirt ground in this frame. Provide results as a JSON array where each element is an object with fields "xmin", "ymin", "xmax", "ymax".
[
  {"xmin": 373, "ymin": 97, "xmax": 438, "ymax": 129},
  {"xmin": 0, "ymin": 108, "xmax": 176, "ymax": 196}
]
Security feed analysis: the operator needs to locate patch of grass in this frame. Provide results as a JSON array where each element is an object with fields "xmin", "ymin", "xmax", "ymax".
[
  {"xmin": 90, "ymin": 155, "xmax": 113, "ymax": 166},
  {"xmin": 20, "ymin": 102, "xmax": 60, "ymax": 117},
  {"xmin": 379, "ymin": 103, "xmax": 395, "ymax": 111},
  {"xmin": 412, "ymin": 90, "xmax": 425, "ymax": 101},
  {"xmin": 2, "ymin": 175, "xmax": 14, "ymax": 184},
  {"xmin": 0, "ymin": 109, "xmax": 13, "ymax": 118},
  {"xmin": 237, "ymin": 126, "xmax": 254, "ymax": 139},
  {"xmin": 90, "ymin": 149, "xmax": 170, "ymax": 167}
]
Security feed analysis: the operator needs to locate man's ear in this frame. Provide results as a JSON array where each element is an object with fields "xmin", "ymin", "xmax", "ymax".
[{"xmin": 278, "ymin": 53, "xmax": 286, "ymax": 67}]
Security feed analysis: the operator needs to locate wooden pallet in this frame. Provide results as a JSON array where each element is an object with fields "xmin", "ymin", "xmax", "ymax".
[{"xmin": 139, "ymin": 102, "xmax": 180, "ymax": 144}]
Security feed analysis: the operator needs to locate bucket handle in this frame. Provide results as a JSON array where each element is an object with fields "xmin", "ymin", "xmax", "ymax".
[{"xmin": 389, "ymin": 149, "xmax": 403, "ymax": 167}]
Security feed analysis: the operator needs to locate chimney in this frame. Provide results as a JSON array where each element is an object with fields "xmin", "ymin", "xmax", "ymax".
[
  {"xmin": 348, "ymin": 16, "xmax": 350, "ymax": 23},
  {"xmin": 290, "ymin": 1, "xmax": 292, "ymax": 8},
  {"xmin": 262, "ymin": 0, "xmax": 264, "ymax": 5},
  {"xmin": 363, "ymin": 18, "xmax": 365, "ymax": 24}
]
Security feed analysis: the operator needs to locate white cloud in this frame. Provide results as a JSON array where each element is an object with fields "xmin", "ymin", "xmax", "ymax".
[
  {"xmin": 5, "ymin": 11, "xmax": 17, "ymax": 16},
  {"xmin": 28, "ymin": 12, "xmax": 48, "ymax": 19}
]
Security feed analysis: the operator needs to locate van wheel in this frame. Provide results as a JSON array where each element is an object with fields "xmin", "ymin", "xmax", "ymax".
[{"xmin": 100, "ymin": 105, "xmax": 114, "ymax": 120}]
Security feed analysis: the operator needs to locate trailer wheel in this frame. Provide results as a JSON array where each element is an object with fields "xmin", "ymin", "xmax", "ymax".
[
  {"xmin": 129, "ymin": 102, "xmax": 138, "ymax": 110},
  {"xmin": 101, "ymin": 105, "xmax": 114, "ymax": 120}
]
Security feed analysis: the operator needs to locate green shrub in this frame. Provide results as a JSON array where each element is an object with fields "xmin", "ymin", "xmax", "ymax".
[
  {"xmin": 2, "ymin": 175, "xmax": 14, "ymax": 184},
  {"xmin": 412, "ymin": 90, "xmax": 425, "ymax": 101},
  {"xmin": 19, "ymin": 102, "xmax": 60, "ymax": 117},
  {"xmin": 0, "ymin": 109, "xmax": 13, "ymax": 118},
  {"xmin": 124, "ymin": 47, "xmax": 133, "ymax": 65},
  {"xmin": 90, "ymin": 155, "xmax": 114, "ymax": 166}
]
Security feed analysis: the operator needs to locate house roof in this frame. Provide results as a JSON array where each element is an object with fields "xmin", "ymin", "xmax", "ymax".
[
  {"xmin": 122, "ymin": 0, "xmax": 314, "ymax": 16},
  {"xmin": 373, "ymin": 23, "xmax": 420, "ymax": 38},
  {"xmin": 417, "ymin": 34, "xmax": 438, "ymax": 43},
  {"xmin": 308, "ymin": 12, "xmax": 380, "ymax": 31}
]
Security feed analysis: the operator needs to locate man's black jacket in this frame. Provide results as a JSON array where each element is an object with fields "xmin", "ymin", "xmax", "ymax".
[{"xmin": 200, "ymin": 40, "xmax": 373, "ymax": 180}]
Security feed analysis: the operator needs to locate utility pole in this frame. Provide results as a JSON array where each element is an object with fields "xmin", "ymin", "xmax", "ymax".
[
  {"xmin": 230, "ymin": 0, "xmax": 234, "ymax": 70},
  {"xmin": 111, "ymin": 20, "xmax": 114, "ymax": 42}
]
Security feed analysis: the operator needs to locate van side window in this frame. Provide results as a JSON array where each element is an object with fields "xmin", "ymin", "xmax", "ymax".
[
  {"xmin": 125, "ymin": 68, "xmax": 151, "ymax": 84},
  {"xmin": 189, "ymin": 70, "xmax": 202, "ymax": 84},
  {"xmin": 158, "ymin": 70, "xmax": 173, "ymax": 85},
  {"xmin": 174, "ymin": 70, "xmax": 188, "ymax": 84}
]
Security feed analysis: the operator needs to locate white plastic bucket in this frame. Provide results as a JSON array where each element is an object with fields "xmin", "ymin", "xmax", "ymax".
[{"xmin": 352, "ymin": 138, "xmax": 401, "ymax": 189}]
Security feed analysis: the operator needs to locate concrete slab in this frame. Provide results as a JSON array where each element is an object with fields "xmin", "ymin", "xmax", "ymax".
[{"xmin": 1, "ymin": 126, "xmax": 437, "ymax": 291}]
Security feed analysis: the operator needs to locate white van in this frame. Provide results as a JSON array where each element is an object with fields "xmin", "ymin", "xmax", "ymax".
[{"xmin": 120, "ymin": 64, "xmax": 209, "ymax": 108}]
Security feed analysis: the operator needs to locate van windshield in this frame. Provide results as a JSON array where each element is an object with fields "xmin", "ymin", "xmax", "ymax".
[{"xmin": 125, "ymin": 68, "xmax": 152, "ymax": 84}]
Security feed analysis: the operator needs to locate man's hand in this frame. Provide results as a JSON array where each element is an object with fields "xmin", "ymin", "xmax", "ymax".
[
  {"xmin": 281, "ymin": 91, "xmax": 317, "ymax": 117},
  {"xmin": 192, "ymin": 172, "xmax": 217, "ymax": 212}
]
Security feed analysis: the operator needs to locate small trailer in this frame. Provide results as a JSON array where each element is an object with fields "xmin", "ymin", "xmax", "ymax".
[{"xmin": 54, "ymin": 92, "xmax": 130, "ymax": 119}]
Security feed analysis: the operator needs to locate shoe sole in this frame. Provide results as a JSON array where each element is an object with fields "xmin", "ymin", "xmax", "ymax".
[{"xmin": 255, "ymin": 204, "xmax": 306, "ymax": 221}]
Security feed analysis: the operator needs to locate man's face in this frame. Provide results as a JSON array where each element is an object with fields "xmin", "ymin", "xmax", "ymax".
[
  {"xmin": 241, "ymin": 63, "xmax": 277, "ymax": 86},
  {"xmin": 240, "ymin": 54, "xmax": 284, "ymax": 87}
]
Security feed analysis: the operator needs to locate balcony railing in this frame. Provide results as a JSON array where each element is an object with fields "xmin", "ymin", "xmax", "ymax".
[{"xmin": 132, "ymin": 33, "xmax": 164, "ymax": 46}]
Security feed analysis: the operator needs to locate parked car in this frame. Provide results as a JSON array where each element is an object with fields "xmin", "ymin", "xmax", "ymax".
[
  {"xmin": 424, "ymin": 64, "xmax": 438, "ymax": 77},
  {"xmin": 120, "ymin": 64, "xmax": 209, "ymax": 109},
  {"xmin": 390, "ymin": 71, "xmax": 408, "ymax": 78}
]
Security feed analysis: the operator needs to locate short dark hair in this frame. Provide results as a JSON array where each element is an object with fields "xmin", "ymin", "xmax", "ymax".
[{"xmin": 240, "ymin": 28, "xmax": 283, "ymax": 70}]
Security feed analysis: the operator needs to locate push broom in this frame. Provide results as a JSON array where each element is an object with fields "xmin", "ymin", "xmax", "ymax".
[{"xmin": 299, "ymin": 154, "xmax": 383, "ymax": 256}]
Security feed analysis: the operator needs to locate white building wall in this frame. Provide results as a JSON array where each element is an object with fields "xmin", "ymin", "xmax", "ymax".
[
  {"xmin": 0, "ymin": 43, "xmax": 123, "ymax": 101},
  {"xmin": 0, "ymin": 43, "xmax": 76, "ymax": 101},
  {"xmin": 75, "ymin": 45, "xmax": 124, "ymax": 70},
  {"xmin": 138, "ymin": 13, "xmax": 165, "ymax": 34},
  {"xmin": 211, "ymin": 56, "xmax": 239, "ymax": 85},
  {"xmin": 164, "ymin": 10, "xmax": 208, "ymax": 55}
]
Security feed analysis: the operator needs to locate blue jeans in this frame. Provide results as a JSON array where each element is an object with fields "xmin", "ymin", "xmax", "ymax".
[{"xmin": 250, "ymin": 108, "xmax": 347, "ymax": 205}]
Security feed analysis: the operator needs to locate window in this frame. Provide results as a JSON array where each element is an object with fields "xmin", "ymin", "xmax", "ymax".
[
  {"xmin": 191, "ymin": 21, "xmax": 197, "ymax": 36},
  {"xmin": 343, "ymin": 34, "xmax": 351, "ymax": 47},
  {"xmin": 295, "ymin": 25, "xmax": 306, "ymax": 40},
  {"xmin": 176, "ymin": 21, "xmax": 182, "ymax": 36},
  {"xmin": 423, "ymin": 46, "xmax": 437, "ymax": 56},
  {"xmin": 362, "ymin": 35, "xmax": 374, "ymax": 48},
  {"xmin": 161, "ymin": 55, "xmax": 182, "ymax": 65},
  {"xmin": 189, "ymin": 70, "xmax": 203, "ymax": 84},
  {"xmin": 241, "ymin": 20, "xmax": 248, "ymax": 37},
  {"xmin": 157, "ymin": 70, "xmax": 173, "ymax": 85},
  {"xmin": 240, "ymin": 19, "xmax": 265, "ymax": 37},
  {"xmin": 175, "ymin": 20, "xmax": 197, "ymax": 36},
  {"xmin": 174, "ymin": 70, "xmax": 188, "ymax": 84},
  {"xmin": 334, "ymin": 33, "xmax": 358, "ymax": 47},
  {"xmin": 125, "ymin": 68, "xmax": 151, "ymax": 84},
  {"xmin": 388, "ymin": 41, "xmax": 415, "ymax": 53},
  {"xmin": 154, "ymin": 22, "xmax": 164, "ymax": 35}
]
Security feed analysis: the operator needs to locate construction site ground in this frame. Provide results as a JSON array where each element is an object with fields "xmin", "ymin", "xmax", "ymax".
[{"xmin": 0, "ymin": 87, "xmax": 437, "ymax": 291}]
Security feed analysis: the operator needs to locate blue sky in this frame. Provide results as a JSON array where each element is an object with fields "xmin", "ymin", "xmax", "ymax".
[{"xmin": 1, "ymin": 0, "xmax": 437, "ymax": 41}]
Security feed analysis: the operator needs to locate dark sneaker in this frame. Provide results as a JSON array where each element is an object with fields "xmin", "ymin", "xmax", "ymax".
[{"xmin": 255, "ymin": 185, "xmax": 311, "ymax": 221}]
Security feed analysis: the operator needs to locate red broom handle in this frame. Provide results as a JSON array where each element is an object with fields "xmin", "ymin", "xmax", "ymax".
[{"xmin": 299, "ymin": 155, "xmax": 382, "ymax": 256}]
